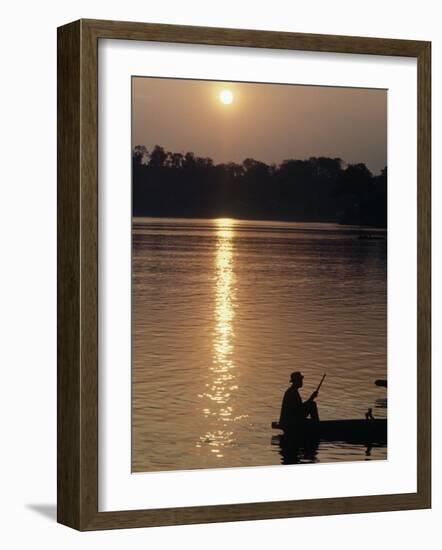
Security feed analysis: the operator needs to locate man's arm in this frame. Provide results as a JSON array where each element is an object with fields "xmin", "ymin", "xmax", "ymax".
[{"xmin": 304, "ymin": 390, "xmax": 318, "ymax": 404}]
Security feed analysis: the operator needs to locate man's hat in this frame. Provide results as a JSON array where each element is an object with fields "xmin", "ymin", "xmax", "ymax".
[{"xmin": 290, "ymin": 371, "xmax": 304, "ymax": 383}]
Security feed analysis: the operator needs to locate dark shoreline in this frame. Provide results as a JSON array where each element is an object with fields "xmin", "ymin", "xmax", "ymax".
[{"xmin": 133, "ymin": 148, "xmax": 388, "ymax": 229}]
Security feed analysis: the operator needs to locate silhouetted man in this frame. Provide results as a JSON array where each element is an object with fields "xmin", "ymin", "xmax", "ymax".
[{"xmin": 279, "ymin": 371, "xmax": 320, "ymax": 432}]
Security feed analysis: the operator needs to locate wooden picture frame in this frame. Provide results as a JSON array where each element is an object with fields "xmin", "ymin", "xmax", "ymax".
[{"xmin": 57, "ymin": 18, "xmax": 431, "ymax": 530}]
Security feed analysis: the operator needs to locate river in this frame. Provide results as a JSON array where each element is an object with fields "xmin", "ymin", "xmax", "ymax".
[{"xmin": 132, "ymin": 217, "xmax": 387, "ymax": 472}]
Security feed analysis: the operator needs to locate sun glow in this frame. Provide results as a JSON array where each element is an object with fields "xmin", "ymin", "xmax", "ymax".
[{"xmin": 219, "ymin": 89, "xmax": 234, "ymax": 105}]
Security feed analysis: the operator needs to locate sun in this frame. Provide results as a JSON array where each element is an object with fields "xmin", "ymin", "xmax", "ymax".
[{"xmin": 219, "ymin": 90, "xmax": 234, "ymax": 105}]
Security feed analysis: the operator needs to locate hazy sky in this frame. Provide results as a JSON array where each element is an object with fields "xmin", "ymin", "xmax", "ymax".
[{"xmin": 132, "ymin": 77, "xmax": 387, "ymax": 174}]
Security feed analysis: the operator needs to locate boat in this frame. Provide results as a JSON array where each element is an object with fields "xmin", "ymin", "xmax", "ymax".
[{"xmin": 271, "ymin": 418, "xmax": 387, "ymax": 444}]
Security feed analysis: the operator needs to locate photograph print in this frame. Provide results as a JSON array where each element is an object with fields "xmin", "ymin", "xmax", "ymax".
[{"xmin": 131, "ymin": 77, "xmax": 387, "ymax": 473}]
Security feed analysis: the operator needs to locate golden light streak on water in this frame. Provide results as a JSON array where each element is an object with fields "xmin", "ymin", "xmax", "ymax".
[{"xmin": 197, "ymin": 218, "xmax": 243, "ymax": 456}]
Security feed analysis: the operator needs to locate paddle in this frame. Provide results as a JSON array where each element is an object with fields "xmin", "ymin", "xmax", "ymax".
[{"xmin": 316, "ymin": 373, "xmax": 326, "ymax": 393}]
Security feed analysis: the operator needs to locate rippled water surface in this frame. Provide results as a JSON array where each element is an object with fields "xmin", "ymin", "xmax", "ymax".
[{"xmin": 132, "ymin": 217, "xmax": 387, "ymax": 472}]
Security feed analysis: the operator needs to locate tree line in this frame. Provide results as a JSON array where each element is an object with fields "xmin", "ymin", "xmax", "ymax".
[{"xmin": 133, "ymin": 145, "xmax": 387, "ymax": 227}]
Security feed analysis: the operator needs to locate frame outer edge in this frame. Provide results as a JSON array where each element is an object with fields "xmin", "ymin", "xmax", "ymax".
[
  {"xmin": 81, "ymin": 18, "xmax": 427, "ymax": 57},
  {"xmin": 417, "ymin": 41, "xmax": 431, "ymax": 508},
  {"xmin": 57, "ymin": 20, "xmax": 82, "ymax": 530},
  {"xmin": 79, "ymin": 18, "xmax": 100, "ymax": 530},
  {"xmin": 57, "ymin": 18, "xmax": 432, "ymax": 530}
]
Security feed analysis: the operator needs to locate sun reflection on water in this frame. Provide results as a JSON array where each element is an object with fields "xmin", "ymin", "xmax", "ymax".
[{"xmin": 196, "ymin": 218, "xmax": 245, "ymax": 458}]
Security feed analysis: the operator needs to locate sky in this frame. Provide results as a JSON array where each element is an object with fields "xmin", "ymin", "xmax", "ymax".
[{"xmin": 132, "ymin": 77, "xmax": 387, "ymax": 174}]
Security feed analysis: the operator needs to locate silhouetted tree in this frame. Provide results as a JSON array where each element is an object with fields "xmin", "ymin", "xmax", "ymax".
[
  {"xmin": 149, "ymin": 145, "xmax": 167, "ymax": 168},
  {"xmin": 133, "ymin": 145, "xmax": 149, "ymax": 165}
]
